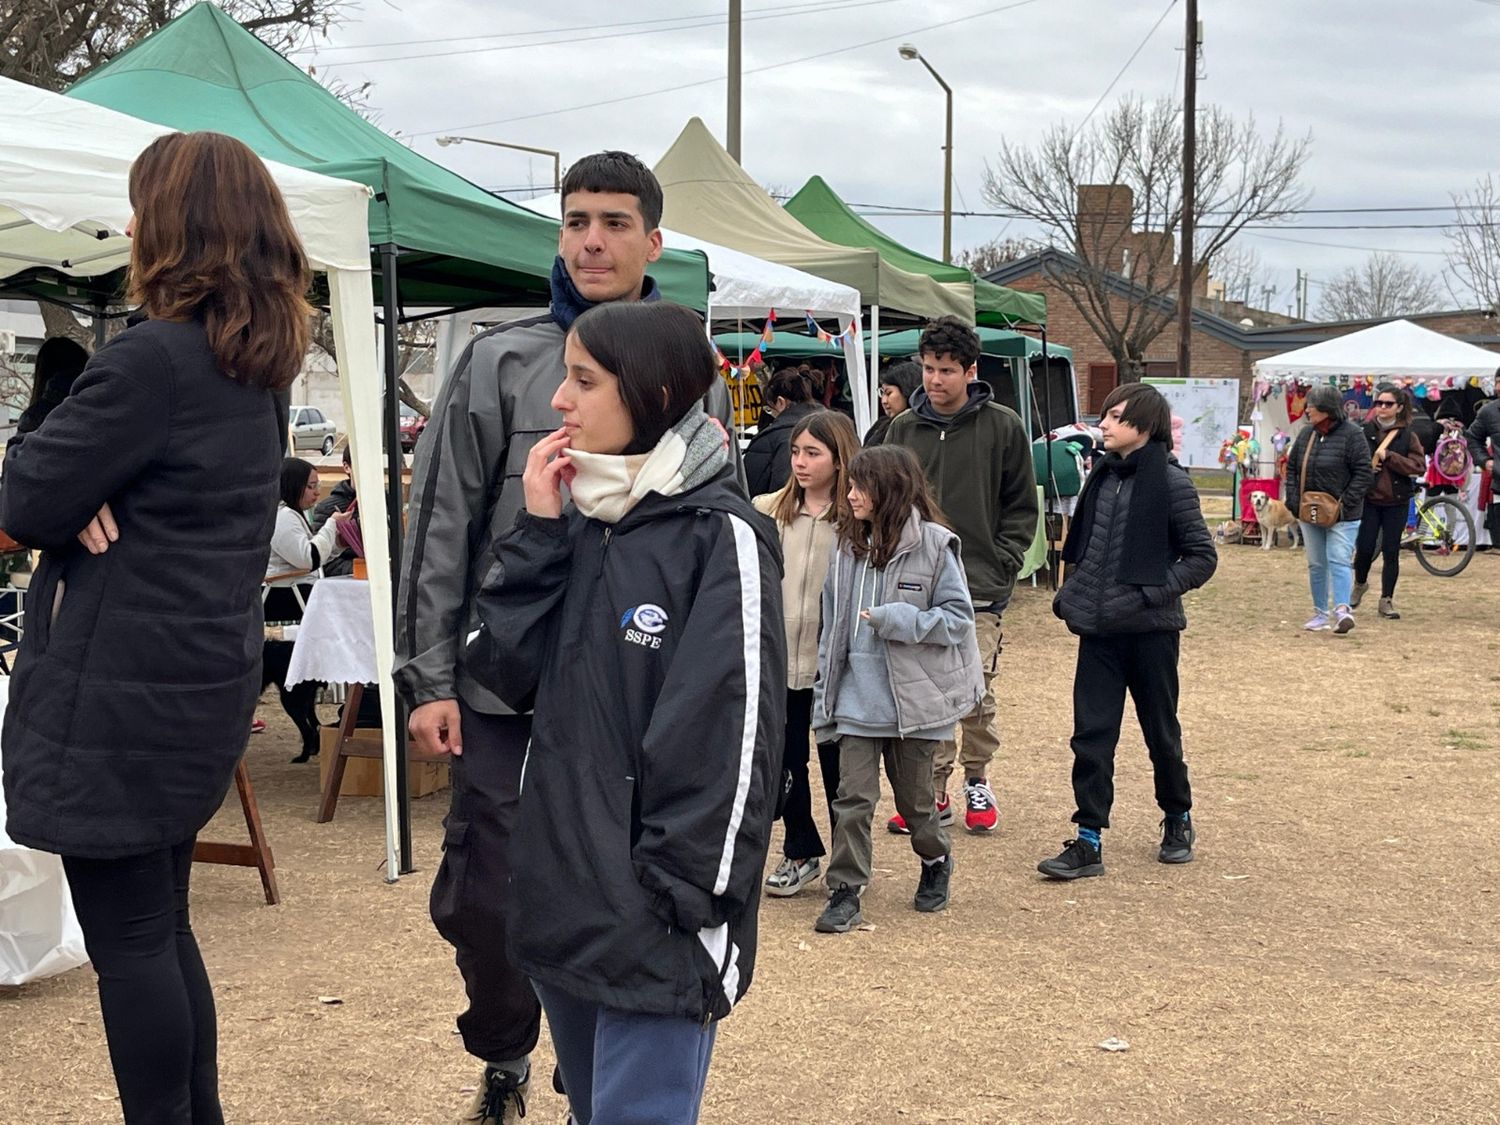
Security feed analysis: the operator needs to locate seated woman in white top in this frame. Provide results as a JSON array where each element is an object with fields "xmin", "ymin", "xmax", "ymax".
[{"xmin": 263, "ymin": 457, "xmax": 352, "ymax": 762}]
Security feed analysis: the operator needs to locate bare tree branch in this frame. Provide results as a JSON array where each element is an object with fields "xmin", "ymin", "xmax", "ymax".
[
  {"xmin": 954, "ymin": 236, "xmax": 1042, "ymax": 276},
  {"xmin": 1315, "ymin": 253, "xmax": 1442, "ymax": 321},
  {"xmin": 1445, "ymin": 175, "xmax": 1500, "ymax": 315},
  {"xmin": 981, "ymin": 95, "xmax": 1311, "ymax": 379}
]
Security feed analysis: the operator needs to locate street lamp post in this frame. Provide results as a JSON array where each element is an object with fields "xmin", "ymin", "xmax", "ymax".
[
  {"xmin": 436, "ymin": 135, "xmax": 562, "ymax": 194},
  {"xmin": 899, "ymin": 43, "xmax": 953, "ymax": 264}
]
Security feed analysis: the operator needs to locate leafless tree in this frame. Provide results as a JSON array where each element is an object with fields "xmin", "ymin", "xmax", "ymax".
[
  {"xmin": 955, "ymin": 236, "xmax": 1043, "ymax": 277},
  {"xmin": 311, "ymin": 312, "xmax": 434, "ymax": 417},
  {"xmin": 1, "ymin": 1, "xmax": 345, "ymax": 90},
  {"xmin": 1208, "ymin": 243, "xmax": 1277, "ymax": 307},
  {"xmin": 1315, "ymin": 253, "xmax": 1441, "ymax": 321},
  {"xmin": 981, "ymin": 96, "xmax": 1311, "ymax": 380},
  {"xmin": 1445, "ymin": 175, "xmax": 1500, "ymax": 314}
]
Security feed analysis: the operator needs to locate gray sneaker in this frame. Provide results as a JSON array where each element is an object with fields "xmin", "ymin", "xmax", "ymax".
[
  {"xmin": 1378, "ymin": 597, "xmax": 1400, "ymax": 620},
  {"xmin": 1350, "ymin": 581, "xmax": 1368, "ymax": 609},
  {"xmin": 814, "ymin": 883, "xmax": 863, "ymax": 933},
  {"xmin": 913, "ymin": 854, "xmax": 952, "ymax": 912},
  {"xmin": 765, "ymin": 855, "xmax": 822, "ymax": 898}
]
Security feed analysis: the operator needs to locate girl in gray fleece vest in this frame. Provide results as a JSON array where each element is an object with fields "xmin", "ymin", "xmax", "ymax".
[{"xmin": 811, "ymin": 447, "xmax": 984, "ymax": 933}]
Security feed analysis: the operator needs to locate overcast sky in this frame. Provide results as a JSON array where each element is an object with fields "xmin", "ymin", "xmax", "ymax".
[{"xmin": 294, "ymin": 0, "xmax": 1500, "ymax": 316}]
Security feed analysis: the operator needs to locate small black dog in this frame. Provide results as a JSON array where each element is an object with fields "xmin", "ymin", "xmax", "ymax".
[{"xmin": 261, "ymin": 638, "xmax": 322, "ymax": 763}]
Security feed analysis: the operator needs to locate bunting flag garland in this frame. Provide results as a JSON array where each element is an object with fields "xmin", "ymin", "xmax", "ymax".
[{"xmin": 803, "ymin": 311, "xmax": 859, "ymax": 347}]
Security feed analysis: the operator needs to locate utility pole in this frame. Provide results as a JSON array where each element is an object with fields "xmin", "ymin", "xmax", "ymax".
[
  {"xmin": 1295, "ymin": 269, "xmax": 1308, "ymax": 319},
  {"xmin": 1176, "ymin": 0, "xmax": 1199, "ymax": 380},
  {"xmin": 727, "ymin": 0, "xmax": 742, "ymax": 161}
]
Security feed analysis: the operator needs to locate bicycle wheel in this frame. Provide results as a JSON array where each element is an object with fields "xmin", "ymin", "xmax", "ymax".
[{"xmin": 1410, "ymin": 495, "xmax": 1475, "ymax": 577}]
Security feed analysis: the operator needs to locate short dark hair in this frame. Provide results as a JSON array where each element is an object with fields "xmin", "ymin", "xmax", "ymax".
[
  {"xmin": 280, "ymin": 457, "xmax": 316, "ymax": 510},
  {"xmin": 917, "ymin": 316, "xmax": 981, "ymax": 369},
  {"xmin": 1098, "ymin": 382, "xmax": 1173, "ymax": 444},
  {"xmin": 560, "ymin": 151, "xmax": 664, "ymax": 230},
  {"xmin": 569, "ymin": 302, "xmax": 717, "ymax": 454},
  {"xmin": 879, "ymin": 360, "xmax": 924, "ymax": 403}
]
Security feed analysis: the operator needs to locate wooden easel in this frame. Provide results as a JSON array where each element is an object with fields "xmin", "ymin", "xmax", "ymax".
[
  {"xmin": 315, "ymin": 682, "xmax": 447, "ymax": 823},
  {"xmin": 194, "ymin": 760, "xmax": 279, "ymax": 905}
]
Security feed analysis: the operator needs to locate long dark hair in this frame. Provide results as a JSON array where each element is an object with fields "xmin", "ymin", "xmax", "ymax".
[
  {"xmin": 842, "ymin": 445, "xmax": 947, "ymax": 569},
  {"xmin": 127, "ymin": 131, "xmax": 312, "ymax": 392},
  {"xmin": 764, "ymin": 368, "xmax": 814, "ymax": 407},
  {"xmin": 768, "ymin": 409, "xmax": 860, "ymax": 532},
  {"xmin": 27, "ymin": 337, "xmax": 89, "ymax": 410},
  {"xmin": 1373, "ymin": 382, "xmax": 1414, "ymax": 427},
  {"xmin": 280, "ymin": 457, "xmax": 316, "ymax": 513},
  {"xmin": 569, "ymin": 302, "xmax": 718, "ymax": 454}
]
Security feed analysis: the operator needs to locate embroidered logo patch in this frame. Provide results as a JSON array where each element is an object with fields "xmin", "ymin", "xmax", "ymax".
[
  {"xmin": 896, "ymin": 582, "xmax": 924, "ymax": 591},
  {"xmin": 620, "ymin": 604, "xmax": 668, "ymax": 649}
]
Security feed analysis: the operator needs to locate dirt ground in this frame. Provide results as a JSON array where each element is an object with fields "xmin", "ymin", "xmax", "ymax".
[{"xmin": 3, "ymin": 536, "xmax": 1499, "ymax": 1124}]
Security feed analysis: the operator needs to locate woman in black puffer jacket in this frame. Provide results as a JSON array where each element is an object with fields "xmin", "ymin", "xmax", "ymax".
[
  {"xmin": 1285, "ymin": 384, "xmax": 1374, "ymax": 635},
  {"xmin": 743, "ymin": 368, "xmax": 819, "ymax": 494}
]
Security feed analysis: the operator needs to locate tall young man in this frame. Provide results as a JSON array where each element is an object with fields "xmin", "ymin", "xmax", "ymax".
[
  {"xmin": 885, "ymin": 316, "xmax": 1038, "ymax": 835},
  {"xmin": 394, "ymin": 152, "xmax": 735, "ymax": 1125}
]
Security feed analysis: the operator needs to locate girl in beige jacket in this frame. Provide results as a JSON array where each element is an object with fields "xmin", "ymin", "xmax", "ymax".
[{"xmin": 752, "ymin": 409, "xmax": 860, "ymax": 898}]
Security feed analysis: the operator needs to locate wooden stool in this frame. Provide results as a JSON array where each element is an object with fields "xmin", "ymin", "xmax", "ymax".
[
  {"xmin": 315, "ymin": 683, "xmax": 447, "ymax": 823},
  {"xmin": 194, "ymin": 760, "xmax": 279, "ymax": 905}
]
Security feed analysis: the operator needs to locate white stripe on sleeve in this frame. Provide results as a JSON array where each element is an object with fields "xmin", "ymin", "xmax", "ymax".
[{"xmin": 713, "ymin": 514, "xmax": 762, "ymax": 896}]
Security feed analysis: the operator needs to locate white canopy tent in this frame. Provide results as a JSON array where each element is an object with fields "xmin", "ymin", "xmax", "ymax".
[
  {"xmin": 1254, "ymin": 319, "xmax": 1500, "ymax": 380},
  {"xmin": 0, "ymin": 77, "xmax": 405, "ymax": 879},
  {"xmin": 1251, "ymin": 318, "xmax": 1500, "ymax": 476},
  {"xmin": 519, "ymin": 192, "xmax": 870, "ymax": 430}
]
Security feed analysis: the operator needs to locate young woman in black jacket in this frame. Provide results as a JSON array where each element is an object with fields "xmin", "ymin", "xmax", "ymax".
[
  {"xmin": 0, "ymin": 133, "xmax": 311, "ymax": 1123},
  {"xmin": 743, "ymin": 367, "xmax": 819, "ymax": 494},
  {"xmin": 469, "ymin": 301, "xmax": 785, "ymax": 1125},
  {"xmin": 1353, "ymin": 385, "xmax": 1426, "ymax": 620}
]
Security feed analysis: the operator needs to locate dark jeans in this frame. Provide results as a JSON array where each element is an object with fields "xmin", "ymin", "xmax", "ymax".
[
  {"xmin": 778, "ymin": 688, "xmax": 841, "ymax": 859},
  {"xmin": 430, "ymin": 702, "xmax": 542, "ymax": 1065},
  {"xmin": 1354, "ymin": 502, "xmax": 1407, "ymax": 598},
  {"xmin": 534, "ymin": 980, "xmax": 717, "ymax": 1125},
  {"xmin": 62, "ymin": 839, "xmax": 223, "ymax": 1125},
  {"xmin": 1069, "ymin": 632, "xmax": 1192, "ymax": 831}
]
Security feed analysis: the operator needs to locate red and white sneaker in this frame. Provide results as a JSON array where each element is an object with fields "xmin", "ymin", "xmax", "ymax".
[
  {"xmin": 887, "ymin": 792, "xmax": 955, "ymax": 835},
  {"xmin": 250, "ymin": 718, "xmax": 267, "ymax": 735},
  {"xmin": 963, "ymin": 779, "xmax": 999, "ymax": 834}
]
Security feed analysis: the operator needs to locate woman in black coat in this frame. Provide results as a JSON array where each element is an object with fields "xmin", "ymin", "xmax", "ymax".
[
  {"xmin": 1353, "ymin": 385, "xmax": 1426, "ymax": 620},
  {"xmin": 863, "ymin": 360, "xmax": 923, "ymax": 446},
  {"xmin": 0, "ymin": 132, "xmax": 312, "ymax": 1124},
  {"xmin": 743, "ymin": 367, "xmax": 820, "ymax": 494}
]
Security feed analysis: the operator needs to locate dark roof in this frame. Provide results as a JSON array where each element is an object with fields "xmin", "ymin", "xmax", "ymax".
[{"xmin": 983, "ymin": 248, "xmax": 1500, "ymax": 354}]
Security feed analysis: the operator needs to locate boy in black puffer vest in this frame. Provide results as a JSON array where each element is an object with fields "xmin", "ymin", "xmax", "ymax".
[{"xmin": 1039, "ymin": 383, "xmax": 1217, "ymax": 880}]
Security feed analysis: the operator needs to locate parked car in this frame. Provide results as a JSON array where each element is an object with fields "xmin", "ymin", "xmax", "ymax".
[
  {"xmin": 290, "ymin": 405, "xmax": 338, "ymax": 456},
  {"xmin": 399, "ymin": 403, "xmax": 428, "ymax": 452}
]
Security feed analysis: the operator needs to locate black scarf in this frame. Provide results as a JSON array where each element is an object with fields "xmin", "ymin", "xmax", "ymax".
[
  {"xmin": 1062, "ymin": 441, "xmax": 1172, "ymax": 587},
  {"xmin": 548, "ymin": 256, "xmax": 662, "ymax": 332}
]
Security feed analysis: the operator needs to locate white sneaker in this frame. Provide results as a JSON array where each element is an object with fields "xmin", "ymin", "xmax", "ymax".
[{"xmin": 765, "ymin": 855, "xmax": 822, "ymax": 897}]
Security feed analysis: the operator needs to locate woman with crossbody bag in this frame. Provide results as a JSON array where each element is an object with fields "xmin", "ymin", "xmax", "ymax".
[
  {"xmin": 1286, "ymin": 384, "xmax": 1374, "ymax": 634},
  {"xmin": 1353, "ymin": 385, "xmax": 1425, "ymax": 620}
]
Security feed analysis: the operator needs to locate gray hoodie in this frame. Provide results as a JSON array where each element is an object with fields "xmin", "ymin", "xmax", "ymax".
[{"xmin": 813, "ymin": 510, "xmax": 983, "ymax": 741}]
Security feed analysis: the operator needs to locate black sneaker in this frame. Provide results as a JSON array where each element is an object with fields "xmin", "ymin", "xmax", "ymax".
[
  {"xmin": 814, "ymin": 883, "xmax": 863, "ymax": 933},
  {"xmin": 1037, "ymin": 838, "xmax": 1104, "ymax": 880},
  {"xmin": 914, "ymin": 854, "xmax": 952, "ymax": 912},
  {"xmin": 1159, "ymin": 816, "xmax": 1195, "ymax": 864},
  {"xmin": 464, "ymin": 1063, "xmax": 529, "ymax": 1123}
]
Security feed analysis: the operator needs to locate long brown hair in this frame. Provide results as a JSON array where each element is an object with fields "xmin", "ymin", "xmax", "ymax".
[
  {"xmin": 127, "ymin": 132, "xmax": 312, "ymax": 391},
  {"xmin": 841, "ymin": 445, "xmax": 947, "ymax": 569},
  {"xmin": 768, "ymin": 409, "xmax": 860, "ymax": 532}
]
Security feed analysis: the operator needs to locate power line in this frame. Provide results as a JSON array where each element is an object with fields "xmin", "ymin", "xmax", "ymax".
[
  {"xmin": 1246, "ymin": 233, "xmax": 1449, "ymax": 257},
  {"xmin": 1072, "ymin": 0, "xmax": 1178, "ymax": 138},
  {"xmin": 405, "ymin": 0, "xmax": 1047, "ymax": 138},
  {"xmin": 313, "ymin": 0, "xmax": 920, "ymax": 69},
  {"xmin": 295, "ymin": 0, "xmax": 897, "ymax": 54}
]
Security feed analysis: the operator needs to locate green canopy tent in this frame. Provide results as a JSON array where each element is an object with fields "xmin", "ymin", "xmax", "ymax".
[
  {"xmin": 784, "ymin": 176, "xmax": 1046, "ymax": 329},
  {"xmin": 714, "ymin": 327, "xmax": 1078, "ymax": 436},
  {"xmin": 62, "ymin": 2, "xmax": 714, "ymax": 872}
]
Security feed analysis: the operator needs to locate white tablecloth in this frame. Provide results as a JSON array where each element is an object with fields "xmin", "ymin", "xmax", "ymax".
[
  {"xmin": 285, "ymin": 577, "xmax": 378, "ymax": 687},
  {"xmin": 0, "ymin": 680, "xmax": 89, "ymax": 984}
]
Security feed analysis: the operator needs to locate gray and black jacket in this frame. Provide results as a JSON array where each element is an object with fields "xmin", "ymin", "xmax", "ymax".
[
  {"xmin": 1468, "ymin": 400, "xmax": 1500, "ymax": 493},
  {"xmin": 394, "ymin": 262, "xmax": 741, "ymax": 713},
  {"xmin": 1053, "ymin": 455, "xmax": 1217, "ymax": 637}
]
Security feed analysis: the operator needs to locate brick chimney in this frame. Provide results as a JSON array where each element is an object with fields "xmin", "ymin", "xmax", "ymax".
[{"xmin": 1076, "ymin": 185, "xmax": 1133, "ymax": 273}]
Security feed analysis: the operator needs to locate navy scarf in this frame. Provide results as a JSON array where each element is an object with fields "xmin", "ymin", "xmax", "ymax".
[{"xmin": 548, "ymin": 256, "xmax": 662, "ymax": 332}]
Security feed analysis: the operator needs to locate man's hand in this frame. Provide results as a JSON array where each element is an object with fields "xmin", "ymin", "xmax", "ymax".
[
  {"xmin": 410, "ymin": 698, "xmax": 463, "ymax": 757},
  {"xmin": 77, "ymin": 503, "xmax": 118, "ymax": 555}
]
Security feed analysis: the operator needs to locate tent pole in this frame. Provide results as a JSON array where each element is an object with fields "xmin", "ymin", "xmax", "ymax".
[
  {"xmin": 1041, "ymin": 328, "xmax": 1058, "ymax": 590},
  {"xmin": 379, "ymin": 245, "xmax": 414, "ymax": 875},
  {"xmin": 869, "ymin": 305, "xmax": 881, "ymax": 412},
  {"xmin": 92, "ymin": 294, "xmax": 107, "ymax": 350}
]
